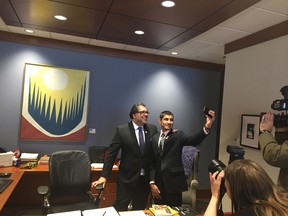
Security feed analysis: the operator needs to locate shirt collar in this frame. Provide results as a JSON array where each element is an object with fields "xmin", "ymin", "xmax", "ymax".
[
  {"xmin": 132, "ymin": 121, "xmax": 143, "ymax": 131},
  {"xmin": 161, "ymin": 129, "xmax": 171, "ymax": 137}
]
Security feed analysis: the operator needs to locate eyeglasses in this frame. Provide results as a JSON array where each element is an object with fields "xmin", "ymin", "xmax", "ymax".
[{"xmin": 137, "ymin": 111, "xmax": 150, "ymax": 115}]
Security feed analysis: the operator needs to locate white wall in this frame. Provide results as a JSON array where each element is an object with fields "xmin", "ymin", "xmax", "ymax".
[{"xmin": 220, "ymin": 35, "xmax": 288, "ymax": 211}]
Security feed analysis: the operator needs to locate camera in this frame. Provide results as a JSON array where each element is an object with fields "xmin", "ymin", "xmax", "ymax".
[
  {"xmin": 260, "ymin": 112, "xmax": 288, "ymax": 128},
  {"xmin": 208, "ymin": 159, "xmax": 226, "ymax": 174},
  {"xmin": 270, "ymin": 86, "xmax": 288, "ymax": 127},
  {"xmin": 271, "ymin": 99, "xmax": 288, "ymax": 111},
  {"xmin": 226, "ymin": 145, "xmax": 245, "ymax": 164},
  {"xmin": 207, "ymin": 145, "xmax": 245, "ymax": 204},
  {"xmin": 271, "ymin": 86, "xmax": 288, "ymax": 110},
  {"xmin": 208, "ymin": 159, "xmax": 226, "ymax": 201}
]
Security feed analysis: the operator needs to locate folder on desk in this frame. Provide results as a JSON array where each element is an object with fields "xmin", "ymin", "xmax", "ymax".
[{"xmin": 0, "ymin": 151, "xmax": 14, "ymax": 167}]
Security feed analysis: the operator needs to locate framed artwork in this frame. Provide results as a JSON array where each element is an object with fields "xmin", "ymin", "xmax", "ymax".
[
  {"xmin": 19, "ymin": 63, "xmax": 90, "ymax": 141},
  {"xmin": 240, "ymin": 114, "xmax": 261, "ymax": 149}
]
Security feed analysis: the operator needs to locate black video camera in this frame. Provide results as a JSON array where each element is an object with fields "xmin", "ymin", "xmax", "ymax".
[
  {"xmin": 270, "ymin": 86, "xmax": 288, "ymax": 127},
  {"xmin": 271, "ymin": 86, "xmax": 288, "ymax": 110},
  {"xmin": 260, "ymin": 112, "xmax": 288, "ymax": 128}
]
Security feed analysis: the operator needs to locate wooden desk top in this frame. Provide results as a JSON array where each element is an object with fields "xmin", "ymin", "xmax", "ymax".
[
  {"xmin": 1, "ymin": 165, "xmax": 49, "ymax": 172},
  {"xmin": 0, "ymin": 171, "xmax": 24, "ymax": 211},
  {"xmin": 0, "ymin": 164, "xmax": 118, "ymax": 172}
]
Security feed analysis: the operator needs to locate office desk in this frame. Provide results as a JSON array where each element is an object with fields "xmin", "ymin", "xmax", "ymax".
[
  {"xmin": 0, "ymin": 165, "xmax": 118, "ymax": 212},
  {"xmin": 0, "ymin": 171, "xmax": 24, "ymax": 211}
]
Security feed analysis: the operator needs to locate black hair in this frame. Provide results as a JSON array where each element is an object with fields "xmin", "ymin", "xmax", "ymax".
[
  {"xmin": 159, "ymin": 110, "xmax": 174, "ymax": 120},
  {"xmin": 129, "ymin": 103, "xmax": 147, "ymax": 119}
]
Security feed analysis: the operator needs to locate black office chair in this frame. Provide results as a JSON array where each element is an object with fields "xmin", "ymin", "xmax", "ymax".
[{"xmin": 37, "ymin": 150, "xmax": 103, "ymax": 215}]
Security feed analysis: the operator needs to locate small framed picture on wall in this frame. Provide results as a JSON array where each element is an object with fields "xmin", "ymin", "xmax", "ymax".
[{"xmin": 240, "ymin": 114, "xmax": 261, "ymax": 149}]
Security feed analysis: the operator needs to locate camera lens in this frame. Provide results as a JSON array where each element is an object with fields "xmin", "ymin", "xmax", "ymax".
[{"xmin": 208, "ymin": 159, "xmax": 226, "ymax": 173}]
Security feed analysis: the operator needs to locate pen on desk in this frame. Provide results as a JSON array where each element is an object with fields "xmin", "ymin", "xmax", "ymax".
[{"xmin": 102, "ymin": 211, "xmax": 106, "ymax": 216}]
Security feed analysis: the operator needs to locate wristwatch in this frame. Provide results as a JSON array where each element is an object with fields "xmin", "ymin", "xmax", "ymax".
[{"xmin": 260, "ymin": 129, "xmax": 271, "ymax": 134}]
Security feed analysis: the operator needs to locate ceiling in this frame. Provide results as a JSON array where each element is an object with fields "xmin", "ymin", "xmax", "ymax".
[{"xmin": 0, "ymin": 0, "xmax": 288, "ymax": 65}]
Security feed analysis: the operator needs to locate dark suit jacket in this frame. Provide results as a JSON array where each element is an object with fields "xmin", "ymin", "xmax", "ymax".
[
  {"xmin": 102, "ymin": 121, "xmax": 158, "ymax": 188},
  {"xmin": 150, "ymin": 129, "xmax": 208, "ymax": 193}
]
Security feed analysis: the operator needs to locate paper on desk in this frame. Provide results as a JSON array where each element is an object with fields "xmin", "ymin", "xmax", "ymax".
[
  {"xmin": 20, "ymin": 153, "xmax": 39, "ymax": 160},
  {"xmin": 82, "ymin": 206, "xmax": 119, "ymax": 216},
  {"xmin": 47, "ymin": 210, "xmax": 81, "ymax": 216},
  {"xmin": 91, "ymin": 163, "xmax": 118, "ymax": 169},
  {"xmin": 119, "ymin": 211, "xmax": 146, "ymax": 216}
]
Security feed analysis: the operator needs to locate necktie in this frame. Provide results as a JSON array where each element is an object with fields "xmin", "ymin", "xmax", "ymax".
[
  {"xmin": 159, "ymin": 133, "xmax": 165, "ymax": 152},
  {"xmin": 138, "ymin": 127, "xmax": 145, "ymax": 154}
]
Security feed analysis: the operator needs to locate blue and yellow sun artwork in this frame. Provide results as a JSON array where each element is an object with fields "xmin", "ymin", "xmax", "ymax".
[{"xmin": 20, "ymin": 63, "xmax": 90, "ymax": 141}]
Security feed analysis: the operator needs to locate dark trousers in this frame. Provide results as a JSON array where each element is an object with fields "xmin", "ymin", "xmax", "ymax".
[
  {"xmin": 154, "ymin": 173, "xmax": 182, "ymax": 207},
  {"xmin": 113, "ymin": 176, "xmax": 150, "ymax": 211}
]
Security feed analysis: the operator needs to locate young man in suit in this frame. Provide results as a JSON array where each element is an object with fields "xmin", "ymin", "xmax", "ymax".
[
  {"xmin": 91, "ymin": 103, "xmax": 158, "ymax": 211},
  {"xmin": 150, "ymin": 109, "xmax": 215, "ymax": 207}
]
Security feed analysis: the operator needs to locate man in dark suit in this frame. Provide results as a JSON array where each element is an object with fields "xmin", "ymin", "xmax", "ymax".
[
  {"xmin": 91, "ymin": 103, "xmax": 158, "ymax": 211},
  {"xmin": 150, "ymin": 110, "xmax": 215, "ymax": 206}
]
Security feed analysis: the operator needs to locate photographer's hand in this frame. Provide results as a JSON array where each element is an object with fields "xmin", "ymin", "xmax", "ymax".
[
  {"xmin": 204, "ymin": 171, "xmax": 224, "ymax": 216},
  {"xmin": 260, "ymin": 112, "xmax": 274, "ymax": 132},
  {"xmin": 209, "ymin": 171, "xmax": 224, "ymax": 199}
]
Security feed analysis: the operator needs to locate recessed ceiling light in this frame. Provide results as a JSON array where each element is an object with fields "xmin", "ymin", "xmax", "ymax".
[
  {"xmin": 54, "ymin": 15, "xmax": 67, "ymax": 21},
  {"xmin": 171, "ymin": 52, "xmax": 178, "ymax": 55},
  {"xmin": 24, "ymin": 29, "xmax": 34, "ymax": 33},
  {"xmin": 134, "ymin": 30, "xmax": 144, "ymax": 35},
  {"xmin": 161, "ymin": 1, "xmax": 175, "ymax": 8}
]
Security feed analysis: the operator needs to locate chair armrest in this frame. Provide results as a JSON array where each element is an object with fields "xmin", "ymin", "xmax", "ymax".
[
  {"xmin": 190, "ymin": 179, "xmax": 199, "ymax": 189},
  {"xmin": 37, "ymin": 185, "xmax": 49, "ymax": 195},
  {"xmin": 190, "ymin": 179, "xmax": 199, "ymax": 210}
]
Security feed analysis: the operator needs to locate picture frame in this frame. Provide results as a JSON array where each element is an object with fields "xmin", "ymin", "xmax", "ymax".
[
  {"xmin": 19, "ymin": 63, "xmax": 90, "ymax": 141},
  {"xmin": 240, "ymin": 114, "xmax": 261, "ymax": 149}
]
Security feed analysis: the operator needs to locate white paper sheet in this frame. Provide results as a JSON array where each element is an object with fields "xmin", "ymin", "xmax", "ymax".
[
  {"xmin": 91, "ymin": 163, "xmax": 117, "ymax": 169},
  {"xmin": 119, "ymin": 210, "xmax": 147, "ymax": 216},
  {"xmin": 82, "ymin": 206, "xmax": 119, "ymax": 216},
  {"xmin": 20, "ymin": 152, "xmax": 39, "ymax": 159},
  {"xmin": 47, "ymin": 210, "xmax": 81, "ymax": 216}
]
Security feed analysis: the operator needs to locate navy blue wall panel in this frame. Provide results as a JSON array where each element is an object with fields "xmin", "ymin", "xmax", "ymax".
[{"xmin": 0, "ymin": 41, "xmax": 223, "ymax": 187}]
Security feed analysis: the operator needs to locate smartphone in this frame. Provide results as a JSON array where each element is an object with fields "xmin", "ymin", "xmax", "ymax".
[
  {"xmin": 0, "ymin": 172, "xmax": 12, "ymax": 178},
  {"xmin": 203, "ymin": 107, "xmax": 212, "ymax": 118},
  {"xmin": 95, "ymin": 184, "xmax": 104, "ymax": 190}
]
